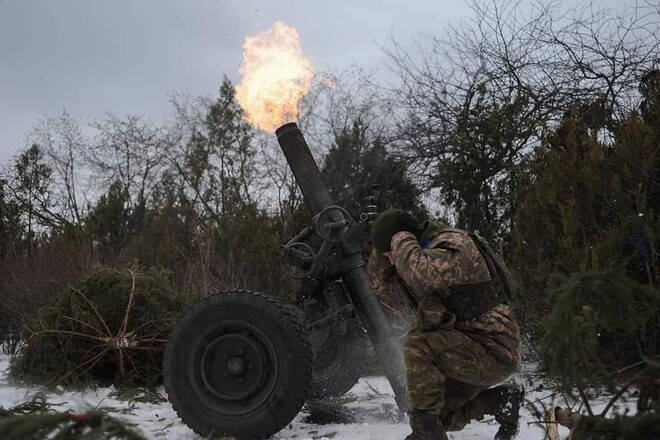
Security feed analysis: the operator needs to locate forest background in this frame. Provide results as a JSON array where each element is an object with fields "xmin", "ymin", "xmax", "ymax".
[{"xmin": 1, "ymin": 0, "xmax": 659, "ymax": 375}]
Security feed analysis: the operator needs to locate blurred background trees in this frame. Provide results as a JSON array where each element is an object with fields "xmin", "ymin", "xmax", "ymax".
[{"xmin": 0, "ymin": 0, "xmax": 658, "ymax": 376}]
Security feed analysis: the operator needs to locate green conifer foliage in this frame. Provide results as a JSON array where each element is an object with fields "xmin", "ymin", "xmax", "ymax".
[
  {"xmin": 572, "ymin": 412, "xmax": 660, "ymax": 440},
  {"xmin": 0, "ymin": 395, "xmax": 147, "ymax": 440},
  {"xmin": 511, "ymin": 81, "xmax": 660, "ymax": 329},
  {"xmin": 9, "ymin": 266, "xmax": 193, "ymax": 387},
  {"xmin": 0, "ymin": 411, "xmax": 146, "ymax": 440},
  {"xmin": 322, "ymin": 118, "xmax": 427, "ymax": 221},
  {"xmin": 542, "ymin": 271, "xmax": 660, "ymax": 389}
]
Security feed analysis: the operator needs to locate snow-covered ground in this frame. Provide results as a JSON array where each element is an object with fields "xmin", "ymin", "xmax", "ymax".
[{"xmin": 0, "ymin": 353, "xmax": 585, "ymax": 439}]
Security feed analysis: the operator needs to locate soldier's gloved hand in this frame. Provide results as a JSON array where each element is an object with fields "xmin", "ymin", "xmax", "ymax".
[{"xmin": 371, "ymin": 208, "xmax": 423, "ymax": 253}]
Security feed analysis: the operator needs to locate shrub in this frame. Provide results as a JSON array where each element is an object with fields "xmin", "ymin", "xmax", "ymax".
[
  {"xmin": 10, "ymin": 265, "xmax": 193, "ymax": 387},
  {"xmin": 542, "ymin": 271, "xmax": 660, "ymax": 390}
]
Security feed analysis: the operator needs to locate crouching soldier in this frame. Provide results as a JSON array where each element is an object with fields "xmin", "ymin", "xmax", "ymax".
[{"xmin": 368, "ymin": 209, "xmax": 524, "ymax": 440}]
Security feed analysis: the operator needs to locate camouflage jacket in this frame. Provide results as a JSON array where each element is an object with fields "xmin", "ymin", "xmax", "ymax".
[
  {"xmin": 369, "ymin": 229, "xmax": 521, "ymax": 367},
  {"xmin": 367, "ymin": 247, "xmax": 417, "ymax": 325}
]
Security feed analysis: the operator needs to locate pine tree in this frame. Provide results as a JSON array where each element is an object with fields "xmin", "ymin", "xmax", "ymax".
[
  {"xmin": 511, "ymin": 77, "xmax": 660, "ymax": 327},
  {"xmin": 322, "ymin": 118, "xmax": 426, "ymax": 220}
]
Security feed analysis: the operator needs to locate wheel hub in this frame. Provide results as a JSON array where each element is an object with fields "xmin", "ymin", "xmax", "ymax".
[
  {"xmin": 193, "ymin": 321, "xmax": 279, "ymax": 416},
  {"xmin": 227, "ymin": 356, "xmax": 246, "ymax": 376}
]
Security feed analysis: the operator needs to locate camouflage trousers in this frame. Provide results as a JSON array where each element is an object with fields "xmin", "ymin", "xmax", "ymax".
[{"xmin": 404, "ymin": 328, "xmax": 517, "ymax": 431}]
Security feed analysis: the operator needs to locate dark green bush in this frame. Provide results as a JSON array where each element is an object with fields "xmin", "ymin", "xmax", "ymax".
[
  {"xmin": 10, "ymin": 265, "xmax": 193, "ymax": 387},
  {"xmin": 542, "ymin": 271, "xmax": 660, "ymax": 389}
]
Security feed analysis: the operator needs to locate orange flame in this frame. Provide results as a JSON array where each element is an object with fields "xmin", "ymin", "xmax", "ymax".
[{"xmin": 236, "ymin": 22, "xmax": 314, "ymax": 132}]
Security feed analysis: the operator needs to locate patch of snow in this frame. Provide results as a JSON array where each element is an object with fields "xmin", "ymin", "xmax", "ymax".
[{"xmin": 0, "ymin": 353, "xmax": 628, "ymax": 439}]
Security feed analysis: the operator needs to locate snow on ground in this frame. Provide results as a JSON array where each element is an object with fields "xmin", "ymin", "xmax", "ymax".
[{"xmin": 0, "ymin": 353, "xmax": 616, "ymax": 439}]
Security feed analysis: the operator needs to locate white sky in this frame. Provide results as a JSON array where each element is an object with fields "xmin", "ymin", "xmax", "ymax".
[{"xmin": 0, "ymin": 0, "xmax": 627, "ymax": 162}]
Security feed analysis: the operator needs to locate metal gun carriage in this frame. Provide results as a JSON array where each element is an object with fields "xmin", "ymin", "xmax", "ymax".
[{"xmin": 163, "ymin": 122, "xmax": 408, "ymax": 439}]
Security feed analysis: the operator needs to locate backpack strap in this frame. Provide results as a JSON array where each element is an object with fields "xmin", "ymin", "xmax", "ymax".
[
  {"xmin": 423, "ymin": 227, "xmax": 515, "ymax": 319},
  {"xmin": 467, "ymin": 232, "xmax": 515, "ymax": 304}
]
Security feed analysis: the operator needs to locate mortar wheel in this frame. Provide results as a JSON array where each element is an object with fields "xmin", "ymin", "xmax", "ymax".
[
  {"xmin": 308, "ymin": 320, "xmax": 367, "ymax": 398},
  {"xmin": 163, "ymin": 291, "xmax": 311, "ymax": 439}
]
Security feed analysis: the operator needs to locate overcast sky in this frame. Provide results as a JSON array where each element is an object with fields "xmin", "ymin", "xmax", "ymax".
[{"xmin": 0, "ymin": 0, "xmax": 626, "ymax": 162}]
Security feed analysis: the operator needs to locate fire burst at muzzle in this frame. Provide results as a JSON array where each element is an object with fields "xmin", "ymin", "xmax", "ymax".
[
  {"xmin": 235, "ymin": 21, "xmax": 313, "ymax": 132},
  {"xmin": 236, "ymin": 21, "xmax": 409, "ymax": 415}
]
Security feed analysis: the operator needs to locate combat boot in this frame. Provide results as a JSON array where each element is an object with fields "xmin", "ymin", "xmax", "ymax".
[
  {"xmin": 489, "ymin": 383, "xmax": 525, "ymax": 440},
  {"xmin": 404, "ymin": 410, "xmax": 448, "ymax": 440}
]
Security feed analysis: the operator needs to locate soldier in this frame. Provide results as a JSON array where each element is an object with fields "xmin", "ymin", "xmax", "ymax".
[{"xmin": 368, "ymin": 209, "xmax": 524, "ymax": 440}]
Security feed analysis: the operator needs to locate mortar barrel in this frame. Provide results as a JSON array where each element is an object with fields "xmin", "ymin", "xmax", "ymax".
[
  {"xmin": 275, "ymin": 121, "xmax": 409, "ymax": 413},
  {"xmin": 276, "ymin": 122, "xmax": 334, "ymax": 216}
]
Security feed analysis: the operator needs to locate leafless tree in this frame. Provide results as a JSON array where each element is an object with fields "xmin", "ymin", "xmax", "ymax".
[
  {"xmin": 11, "ymin": 112, "xmax": 90, "ymax": 229},
  {"xmin": 384, "ymin": 0, "xmax": 659, "ymax": 237},
  {"xmin": 87, "ymin": 113, "xmax": 170, "ymax": 208}
]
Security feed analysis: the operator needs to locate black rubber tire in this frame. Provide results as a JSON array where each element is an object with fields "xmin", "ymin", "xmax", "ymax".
[
  {"xmin": 307, "ymin": 321, "xmax": 367, "ymax": 398},
  {"xmin": 163, "ymin": 291, "xmax": 311, "ymax": 439}
]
